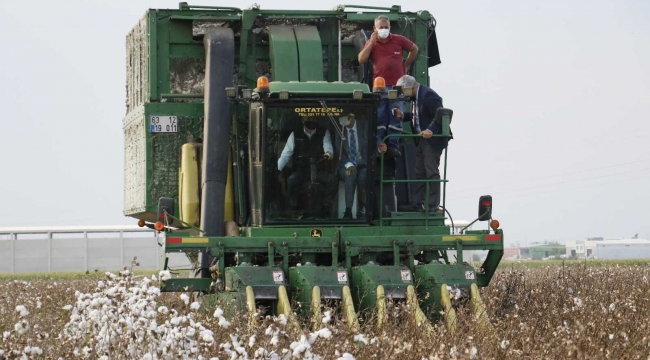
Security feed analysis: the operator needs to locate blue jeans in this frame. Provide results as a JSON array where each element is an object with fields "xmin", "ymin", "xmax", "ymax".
[{"xmin": 376, "ymin": 86, "xmax": 405, "ymax": 151}]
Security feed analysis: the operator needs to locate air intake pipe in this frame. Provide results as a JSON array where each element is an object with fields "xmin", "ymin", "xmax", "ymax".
[{"xmin": 199, "ymin": 28, "xmax": 235, "ymax": 278}]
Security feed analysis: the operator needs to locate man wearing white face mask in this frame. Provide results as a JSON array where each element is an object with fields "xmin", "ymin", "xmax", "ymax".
[{"xmin": 358, "ymin": 15, "xmax": 419, "ymax": 158}]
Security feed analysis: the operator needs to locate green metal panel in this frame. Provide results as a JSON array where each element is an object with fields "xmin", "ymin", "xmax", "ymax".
[
  {"xmin": 268, "ymin": 26, "xmax": 300, "ymax": 81},
  {"xmin": 350, "ymin": 265, "xmax": 412, "ymax": 312},
  {"xmin": 162, "ymin": 278, "xmax": 212, "ymax": 292},
  {"xmin": 294, "ymin": 27, "xmax": 323, "ymax": 81},
  {"xmin": 289, "ymin": 266, "xmax": 348, "ymax": 315},
  {"xmin": 268, "ymin": 81, "xmax": 370, "ymax": 94},
  {"xmin": 415, "ymin": 263, "xmax": 475, "ymax": 316}
]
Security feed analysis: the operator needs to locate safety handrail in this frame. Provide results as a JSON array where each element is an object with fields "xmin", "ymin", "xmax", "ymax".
[
  {"xmin": 178, "ymin": 3, "xmax": 241, "ymax": 11},
  {"xmin": 378, "ymin": 133, "xmax": 450, "ymax": 227},
  {"xmin": 339, "ymin": 5, "xmax": 401, "ymax": 12}
]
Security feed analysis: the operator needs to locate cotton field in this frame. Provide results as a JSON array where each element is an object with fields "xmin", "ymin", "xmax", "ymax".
[{"xmin": 1, "ymin": 263, "xmax": 649, "ymax": 359}]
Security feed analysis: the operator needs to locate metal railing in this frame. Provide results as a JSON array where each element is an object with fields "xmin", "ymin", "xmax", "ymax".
[
  {"xmin": 0, "ymin": 226, "xmax": 160, "ymax": 274},
  {"xmin": 378, "ymin": 132, "xmax": 450, "ymax": 227}
]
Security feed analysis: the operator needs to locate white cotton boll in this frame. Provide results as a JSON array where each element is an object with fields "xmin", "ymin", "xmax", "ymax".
[
  {"xmin": 469, "ymin": 346, "xmax": 478, "ymax": 359},
  {"xmin": 255, "ymin": 348, "xmax": 267, "ymax": 357},
  {"xmin": 202, "ymin": 332, "xmax": 215, "ymax": 343},
  {"xmin": 450, "ymin": 346, "xmax": 458, "ymax": 357},
  {"xmin": 15, "ymin": 305, "xmax": 29, "ymax": 317},
  {"xmin": 158, "ymin": 306, "xmax": 169, "ymax": 314},
  {"xmin": 190, "ymin": 302, "xmax": 201, "ymax": 311},
  {"xmin": 249, "ymin": 335, "xmax": 256, "ymax": 347},
  {"xmin": 322, "ymin": 311, "xmax": 331, "ymax": 324},
  {"xmin": 214, "ymin": 308, "xmax": 224, "ymax": 318},
  {"xmin": 354, "ymin": 334, "xmax": 368, "ymax": 345},
  {"xmin": 316, "ymin": 328, "xmax": 332, "ymax": 339},
  {"xmin": 500, "ymin": 340, "xmax": 510, "ymax": 349},
  {"xmin": 292, "ymin": 344, "xmax": 308, "ymax": 356},
  {"xmin": 14, "ymin": 321, "xmax": 28, "ymax": 335},
  {"xmin": 3, "ymin": 331, "xmax": 10, "ymax": 340},
  {"xmin": 36, "ymin": 301, "xmax": 42, "ymax": 309},
  {"xmin": 276, "ymin": 314, "xmax": 288, "ymax": 326},
  {"xmin": 218, "ymin": 317, "xmax": 230, "ymax": 328},
  {"xmin": 180, "ymin": 294, "xmax": 190, "ymax": 305},
  {"xmin": 609, "ymin": 334, "xmax": 614, "ymax": 340},
  {"xmin": 159, "ymin": 270, "xmax": 172, "ymax": 281},
  {"xmin": 573, "ymin": 297, "xmax": 583, "ymax": 308},
  {"xmin": 141, "ymin": 354, "xmax": 153, "ymax": 360},
  {"xmin": 270, "ymin": 335, "xmax": 279, "ymax": 347},
  {"xmin": 147, "ymin": 287, "xmax": 161, "ymax": 296},
  {"xmin": 609, "ymin": 303, "xmax": 616, "ymax": 312},
  {"xmin": 336, "ymin": 353, "xmax": 355, "ymax": 360},
  {"xmin": 265, "ymin": 325, "xmax": 274, "ymax": 336},
  {"xmin": 97, "ymin": 281, "xmax": 105, "ymax": 289}
]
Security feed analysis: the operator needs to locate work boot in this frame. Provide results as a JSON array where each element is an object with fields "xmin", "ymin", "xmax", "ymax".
[
  {"xmin": 386, "ymin": 148, "xmax": 401, "ymax": 158},
  {"xmin": 343, "ymin": 208, "xmax": 353, "ymax": 219},
  {"xmin": 398, "ymin": 203, "xmax": 423, "ymax": 212},
  {"xmin": 356, "ymin": 207, "xmax": 366, "ymax": 219}
]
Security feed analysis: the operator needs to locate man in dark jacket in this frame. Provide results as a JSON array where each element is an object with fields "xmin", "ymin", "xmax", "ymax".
[
  {"xmin": 278, "ymin": 116, "xmax": 335, "ymax": 216},
  {"xmin": 393, "ymin": 75, "xmax": 451, "ymax": 212}
]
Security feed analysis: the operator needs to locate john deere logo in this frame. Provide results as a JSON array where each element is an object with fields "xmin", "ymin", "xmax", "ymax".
[{"xmin": 310, "ymin": 228, "xmax": 323, "ymax": 237}]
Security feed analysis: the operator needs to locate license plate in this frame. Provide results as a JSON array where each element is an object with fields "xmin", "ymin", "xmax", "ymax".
[{"xmin": 150, "ymin": 116, "xmax": 178, "ymax": 133}]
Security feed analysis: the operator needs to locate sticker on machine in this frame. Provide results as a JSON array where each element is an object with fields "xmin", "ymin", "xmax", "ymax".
[
  {"xmin": 400, "ymin": 270, "xmax": 412, "ymax": 283},
  {"xmin": 337, "ymin": 271, "xmax": 348, "ymax": 284},
  {"xmin": 465, "ymin": 271, "xmax": 475, "ymax": 280},
  {"xmin": 272, "ymin": 271, "xmax": 284, "ymax": 284},
  {"xmin": 150, "ymin": 116, "xmax": 178, "ymax": 133}
]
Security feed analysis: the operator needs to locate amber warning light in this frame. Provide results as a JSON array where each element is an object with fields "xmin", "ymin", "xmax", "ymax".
[
  {"xmin": 373, "ymin": 77, "xmax": 386, "ymax": 92},
  {"xmin": 256, "ymin": 76, "xmax": 270, "ymax": 91}
]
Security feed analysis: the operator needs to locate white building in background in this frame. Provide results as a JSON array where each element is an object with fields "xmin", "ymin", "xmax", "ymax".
[
  {"xmin": 565, "ymin": 238, "xmax": 598, "ymax": 258},
  {"xmin": 596, "ymin": 238, "xmax": 650, "ymax": 260},
  {"xmin": 566, "ymin": 237, "xmax": 650, "ymax": 260}
]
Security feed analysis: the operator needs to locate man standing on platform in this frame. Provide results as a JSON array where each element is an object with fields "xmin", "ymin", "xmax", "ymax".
[
  {"xmin": 392, "ymin": 75, "xmax": 450, "ymax": 213},
  {"xmin": 358, "ymin": 15, "xmax": 418, "ymax": 158}
]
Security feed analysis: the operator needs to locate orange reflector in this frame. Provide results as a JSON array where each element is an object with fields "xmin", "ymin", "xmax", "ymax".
[
  {"xmin": 373, "ymin": 76, "xmax": 386, "ymax": 92},
  {"xmin": 257, "ymin": 76, "xmax": 270, "ymax": 91},
  {"xmin": 137, "ymin": 219, "xmax": 145, "ymax": 228},
  {"xmin": 490, "ymin": 219, "xmax": 500, "ymax": 230},
  {"xmin": 154, "ymin": 221, "xmax": 164, "ymax": 231}
]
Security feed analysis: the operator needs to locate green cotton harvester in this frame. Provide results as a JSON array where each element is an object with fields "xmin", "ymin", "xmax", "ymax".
[{"xmin": 123, "ymin": 2, "xmax": 504, "ymax": 332}]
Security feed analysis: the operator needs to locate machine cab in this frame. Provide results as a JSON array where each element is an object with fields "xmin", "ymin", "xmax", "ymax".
[{"xmin": 244, "ymin": 80, "xmax": 378, "ymax": 226}]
